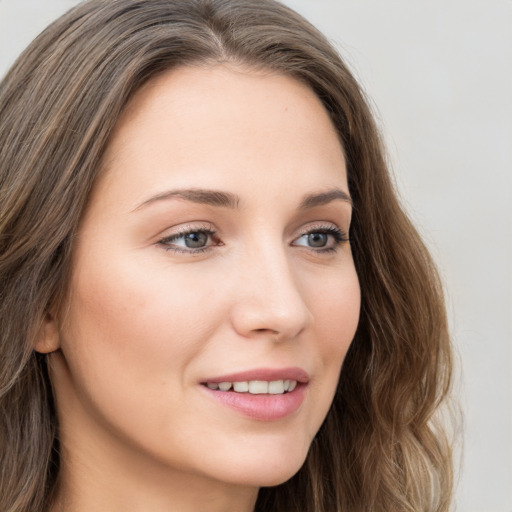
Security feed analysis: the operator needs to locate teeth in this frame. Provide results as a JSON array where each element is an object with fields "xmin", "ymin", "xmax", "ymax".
[
  {"xmin": 268, "ymin": 380, "xmax": 285, "ymax": 394},
  {"xmin": 233, "ymin": 381, "xmax": 249, "ymax": 392},
  {"xmin": 249, "ymin": 380, "xmax": 268, "ymax": 394},
  {"xmin": 205, "ymin": 379, "xmax": 298, "ymax": 395}
]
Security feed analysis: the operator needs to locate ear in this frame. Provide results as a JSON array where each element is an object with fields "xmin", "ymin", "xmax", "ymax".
[{"xmin": 34, "ymin": 313, "xmax": 61, "ymax": 354}]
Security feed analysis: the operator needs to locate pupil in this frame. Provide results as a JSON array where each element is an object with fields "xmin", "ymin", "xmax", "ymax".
[
  {"xmin": 185, "ymin": 232, "xmax": 208, "ymax": 248},
  {"xmin": 308, "ymin": 233, "xmax": 327, "ymax": 247}
]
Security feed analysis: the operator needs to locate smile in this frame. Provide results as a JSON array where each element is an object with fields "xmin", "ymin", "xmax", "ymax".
[
  {"xmin": 200, "ymin": 368, "xmax": 308, "ymax": 421},
  {"xmin": 204, "ymin": 380, "xmax": 298, "ymax": 394}
]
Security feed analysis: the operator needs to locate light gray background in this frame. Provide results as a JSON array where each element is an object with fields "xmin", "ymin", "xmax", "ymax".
[{"xmin": 1, "ymin": 1, "xmax": 510, "ymax": 511}]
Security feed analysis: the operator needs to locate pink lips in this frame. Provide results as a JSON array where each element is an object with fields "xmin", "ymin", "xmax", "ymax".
[{"xmin": 200, "ymin": 367, "xmax": 309, "ymax": 422}]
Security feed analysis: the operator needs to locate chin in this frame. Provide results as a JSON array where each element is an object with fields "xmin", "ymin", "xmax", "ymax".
[
  {"xmin": 250, "ymin": 467, "xmax": 304, "ymax": 488},
  {"xmin": 214, "ymin": 446, "xmax": 310, "ymax": 488}
]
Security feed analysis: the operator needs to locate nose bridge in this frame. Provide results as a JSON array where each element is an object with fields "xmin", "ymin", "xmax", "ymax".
[{"xmin": 230, "ymin": 237, "xmax": 312, "ymax": 340}]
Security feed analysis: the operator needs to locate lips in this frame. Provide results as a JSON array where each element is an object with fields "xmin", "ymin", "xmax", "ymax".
[{"xmin": 200, "ymin": 367, "xmax": 309, "ymax": 421}]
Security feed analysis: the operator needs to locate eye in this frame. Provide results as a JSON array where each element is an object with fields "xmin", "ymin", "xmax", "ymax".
[
  {"xmin": 303, "ymin": 232, "xmax": 329, "ymax": 248},
  {"xmin": 179, "ymin": 231, "xmax": 209, "ymax": 248},
  {"xmin": 292, "ymin": 226, "xmax": 348, "ymax": 252},
  {"xmin": 158, "ymin": 226, "xmax": 219, "ymax": 253}
]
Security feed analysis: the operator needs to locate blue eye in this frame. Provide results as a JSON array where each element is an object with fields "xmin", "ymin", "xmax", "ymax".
[
  {"xmin": 180, "ymin": 231, "xmax": 209, "ymax": 248},
  {"xmin": 159, "ymin": 228, "xmax": 217, "ymax": 253},
  {"xmin": 158, "ymin": 224, "xmax": 347, "ymax": 255},
  {"xmin": 293, "ymin": 226, "xmax": 348, "ymax": 251},
  {"xmin": 304, "ymin": 232, "xmax": 329, "ymax": 247}
]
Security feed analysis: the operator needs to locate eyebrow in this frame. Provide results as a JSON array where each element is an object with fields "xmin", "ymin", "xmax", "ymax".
[
  {"xmin": 133, "ymin": 188, "xmax": 240, "ymax": 211},
  {"xmin": 298, "ymin": 189, "xmax": 352, "ymax": 209},
  {"xmin": 133, "ymin": 187, "xmax": 352, "ymax": 212}
]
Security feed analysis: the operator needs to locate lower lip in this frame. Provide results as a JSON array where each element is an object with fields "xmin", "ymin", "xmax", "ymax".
[{"xmin": 201, "ymin": 384, "xmax": 307, "ymax": 421}]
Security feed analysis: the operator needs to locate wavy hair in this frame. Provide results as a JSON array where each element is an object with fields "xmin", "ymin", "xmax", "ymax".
[{"xmin": 0, "ymin": 1, "xmax": 454, "ymax": 510}]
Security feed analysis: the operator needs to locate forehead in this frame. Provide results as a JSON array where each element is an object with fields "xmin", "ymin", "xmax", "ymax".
[{"xmin": 93, "ymin": 64, "xmax": 348, "ymax": 211}]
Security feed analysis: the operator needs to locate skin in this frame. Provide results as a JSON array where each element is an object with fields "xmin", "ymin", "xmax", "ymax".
[{"xmin": 38, "ymin": 64, "xmax": 361, "ymax": 512}]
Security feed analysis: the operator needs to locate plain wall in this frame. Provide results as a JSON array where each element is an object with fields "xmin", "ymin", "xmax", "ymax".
[{"xmin": 1, "ymin": 1, "xmax": 511, "ymax": 510}]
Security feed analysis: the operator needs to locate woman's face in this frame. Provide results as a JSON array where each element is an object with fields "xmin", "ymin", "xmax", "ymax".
[{"xmin": 48, "ymin": 65, "xmax": 360, "ymax": 491}]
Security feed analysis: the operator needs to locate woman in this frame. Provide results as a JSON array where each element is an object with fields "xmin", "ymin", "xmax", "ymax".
[{"xmin": 0, "ymin": 1, "xmax": 454, "ymax": 511}]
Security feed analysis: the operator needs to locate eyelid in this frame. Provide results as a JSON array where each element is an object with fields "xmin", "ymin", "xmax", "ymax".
[
  {"xmin": 292, "ymin": 222, "xmax": 349, "ymax": 252},
  {"xmin": 157, "ymin": 222, "xmax": 220, "ymax": 253},
  {"xmin": 154, "ymin": 221, "xmax": 349, "ymax": 255},
  {"xmin": 296, "ymin": 220, "xmax": 345, "ymax": 233},
  {"xmin": 295, "ymin": 221, "xmax": 349, "ymax": 239}
]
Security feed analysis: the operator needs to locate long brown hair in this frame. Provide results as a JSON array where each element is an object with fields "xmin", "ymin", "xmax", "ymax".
[{"xmin": 0, "ymin": 1, "xmax": 454, "ymax": 510}]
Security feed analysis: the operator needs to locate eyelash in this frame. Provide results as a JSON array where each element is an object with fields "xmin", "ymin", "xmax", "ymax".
[
  {"xmin": 158, "ymin": 225, "xmax": 219, "ymax": 254},
  {"xmin": 295, "ymin": 225, "xmax": 349, "ymax": 253},
  {"xmin": 157, "ymin": 224, "xmax": 349, "ymax": 254}
]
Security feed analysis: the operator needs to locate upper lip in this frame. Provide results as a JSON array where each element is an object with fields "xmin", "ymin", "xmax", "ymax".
[{"xmin": 202, "ymin": 367, "xmax": 310, "ymax": 384}]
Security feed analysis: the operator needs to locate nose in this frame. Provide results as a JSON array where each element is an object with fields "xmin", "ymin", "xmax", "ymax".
[{"xmin": 229, "ymin": 246, "xmax": 312, "ymax": 342}]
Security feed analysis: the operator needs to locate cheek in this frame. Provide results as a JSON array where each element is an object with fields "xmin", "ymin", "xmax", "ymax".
[
  {"xmin": 56, "ymin": 252, "xmax": 229, "ymax": 452},
  {"xmin": 57, "ymin": 252, "xmax": 219, "ymax": 419},
  {"xmin": 311, "ymin": 266, "xmax": 361, "ymax": 354},
  {"xmin": 63, "ymin": 249, "xmax": 220, "ymax": 358},
  {"xmin": 303, "ymin": 265, "xmax": 360, "ymax": 429}
]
